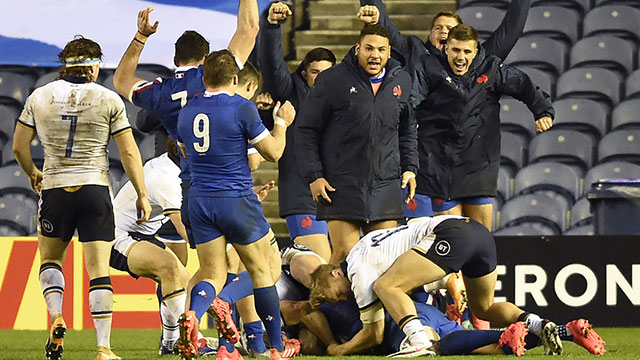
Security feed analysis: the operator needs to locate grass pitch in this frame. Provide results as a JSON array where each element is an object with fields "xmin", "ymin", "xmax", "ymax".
[{"xmin": 0, "ymin": 327, "xmax": 637, "ymax": 359}]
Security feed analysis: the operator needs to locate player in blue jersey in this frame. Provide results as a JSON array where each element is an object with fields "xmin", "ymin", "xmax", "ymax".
[{"xmin": 175, "ymin": 49, "xmax": 299, "ymax": 360}]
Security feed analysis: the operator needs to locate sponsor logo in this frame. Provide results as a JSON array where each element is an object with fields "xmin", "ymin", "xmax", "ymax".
[
  {"xmin": 301, "ymin": 216, "xmax": 313, "ymax": 230},
  {"xmin": 434, "ymin": 240, "xmax": 451, "ymax": 256},
  {"xmin": 41, "ymin": 219, "xmax": 54, "ymax": 233},
  {"xmin": 477, "ymin": 74, "xmax": 489, "ymax": 84},
  {"xmin": 349, "ymin": 86, "xmax": 358, "ymax": 94},
  {"xmin": 198, "ymin": 290, "xmax": 208, "ymax": 298},
  {"xmin": 406, "ymin": 198, "xmax": 417, "ymax": 212}
]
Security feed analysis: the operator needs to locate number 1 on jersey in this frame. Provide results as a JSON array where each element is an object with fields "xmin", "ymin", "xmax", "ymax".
[
  {"xmin": 61, "ymin": 115, "xmax": 78, "ymax": 157},
  {"xmin": 193, "ymin": 113, "xmax": 210, "ymax": 153}
]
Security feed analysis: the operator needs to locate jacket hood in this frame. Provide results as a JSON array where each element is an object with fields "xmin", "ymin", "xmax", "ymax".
[{"xmin": 342, "ymin": 45, "xmax": 404, "ymax": 80}]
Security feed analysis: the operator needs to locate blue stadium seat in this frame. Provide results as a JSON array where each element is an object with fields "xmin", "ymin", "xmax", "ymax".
[
  {"xmin": 0, "ymin": 71, "xmax": 34, "ymax": 105},
  {"xmin": 517, "ymin": 66, "xmax": 555, "ymax": 99},
  {"xmin": 597, "ymin": 130, "xmax": 640, "ymax": 165},
  {"xmin": 569, "ymin": 197, "xmax": 592, "ymax": 228},
  {"xmin": 531, "ymin": 0, "xmax": 591, "ymax": 15},
  {"xmin": 497, "ymin": 166, "xmax": 513, "ymax": 205},
  {"xmin": 2, "ymin": 138, "xmax": 44, "ymax": 167},
  {"xmin": 514, "ymin": 162, "xmax": 581, "ymax": 209},
  {"xmin": 34, "ymin": 71, "xmax": 59, "ymax": 89},
  {"xmin": 523, "ymin": 6, "xmax": 580, "ymax": 46},
  {"xmin": 612, "ymin": 99, "xmax": 640, "ymax": 130},
  {"xmin": 0, "ymin": 103, "xmax": 18, "ymax": 144},
  {"xmin": 528, "ymin": 129, "xmax": 595, "ymax": 175},
  {"xmin": 499, "ymin": 193, "xmax": 568, "ymax": 234},
  {"xmin": 505, "ymin": 37, "xmax": 567, "ymax": 77},
  {"xmin": 583, "ymin": 5, "xmax": 640, "ymax": 41},
  {"xmin": 500, "ymin": 131, "xmax": 526, "ymax": 174},
  {"xmin": 552, "ymin": 98, "xmax": 608, "ymax": 140},
  {"xmin": 499, "ymin": 98, "xmax": 537, "ymax": 142},
  {"xmin": 457, "ymin": 7, "xmax": 506, "ymax": 39},
  {"xmin": 0, "ymin": 163, "xmax": 35, "ymax": 198},
  {"xmin": 584, "ymin": 161, "xmax": 640, "ymax": 192},
  {"xmin": 625, "ymin": 70, "xmax": 640, "ymax": 100},
  {"xmin": 0, "ymin": 192, "xmax": 37, "ymax": 234},
  {"xmin": 494, "ymin": 222, "xmax": 558, "ymax": 236},
  {"xmin": 569, "ymin": 36, "xmax": 635, "ymax": 77},
  {"xmin": 563, "ymin": 224, "xmax": 595, "ymax": 235},
  {"xmin": 556, "ymin": 67, "xmax": 622, "ymax": 110}
]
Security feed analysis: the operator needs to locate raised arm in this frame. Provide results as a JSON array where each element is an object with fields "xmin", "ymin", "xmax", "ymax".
[
  {"xmin": 259, "ymin": 2, "xmax": 296, "ymax": 101},
  {"xmin": 358, "ymin": 0, "xmax": 411, "ymax": 57},
  {"xmin": 228, "ymin": 0, "xmax": 260, "ymax": 65},
  {"xmin": 113, "ymin": 8, "xmax": 159, "ymax": 101},
  {"xmin": 253, "ymin": 101, "xmax": 296, "ymax": 161},
  {"xmin": 481, "ymin": 0, "xmax": 531, "ymax": 59}
]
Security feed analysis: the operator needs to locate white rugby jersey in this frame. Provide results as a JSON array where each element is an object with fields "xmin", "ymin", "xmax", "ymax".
[
  {"xmin": 346, "ymin": 215, "xmax": 465, "ymax": 314},
  {"xmin": 113, "ymin": 153, "xmax": 181, "ymax": 239},
  {"xmin": 18, "ymin": 79, "xmax": 131, "ymax": 190}
]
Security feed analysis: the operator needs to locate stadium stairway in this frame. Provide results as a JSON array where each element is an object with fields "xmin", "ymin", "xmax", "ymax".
[{"xmin": 251, "ymin": 160, "xmax": 289, "ymax": 239}]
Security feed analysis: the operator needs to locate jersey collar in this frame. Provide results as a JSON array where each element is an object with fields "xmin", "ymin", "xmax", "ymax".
[
  {"xmin": 204, "ymin": 90, "xmax": 233, "ymax": 97},
  {"xmin": 174, "ymin": 65, "xmax": 197, "ymax": 73}
]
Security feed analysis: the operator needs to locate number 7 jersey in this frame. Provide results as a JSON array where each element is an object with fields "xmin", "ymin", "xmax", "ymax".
[{"xmin": 18, "ymin": 78, "xmax": 131, "ymax": 190}]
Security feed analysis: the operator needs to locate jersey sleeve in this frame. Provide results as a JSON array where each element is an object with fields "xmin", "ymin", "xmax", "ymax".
[
  {"xmin": 109, "ymin": 94, "xmax": 132, "ymax": 136},
  {"xmin": 18, "ymin": 91, "xmax": 37, "ymax": 128},
  {"xmin": 130, "ymin": 78, "xmax": 163, "ymax": 109},
  {"xmin": 237, "ymin": 102, "xmax": 269, "ymax": 145},
  {"xmin": 350, "ymin": 267, "xmax": 380, "ymax": 312}
]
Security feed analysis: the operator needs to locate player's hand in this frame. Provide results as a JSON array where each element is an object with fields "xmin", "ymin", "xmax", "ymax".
[
  {"xmin": 535, "ymin": 116, "xmax": 553, "ymax": 133},
  {"xmin": 256, "ymin": 92, "xmax": 275, "ymax": 110},
  {"xmin": 310, "ymin": 177, "xmax": 335, "ymax": 204},
  {"xmin": 276, "ymin": 100, "xmax": 296, "ymax": 126},
  {"xmin": 29, "ymin": 170, "xmax": 43, "ymax": 195},
  {"xmin": 255, "ymin": 180, "xmax": 276, "ymax": 202},
  {"xmin": 268, "ymin": 2, "xmax": 292, "ymax": 24},
  {"xmin": 137, "ymin": 8, "xmax": 159, "ymax": 37},
  {"xmin": 136, "ymin": 196, "xmax": 152, "ymax": 224},
  {"xmin": 357, "ymin": 5, "xmax": 380, "ymax": 25},
  {"xmin": 401, "ymin": 171, "xmax": 416, "ymax": 203}
]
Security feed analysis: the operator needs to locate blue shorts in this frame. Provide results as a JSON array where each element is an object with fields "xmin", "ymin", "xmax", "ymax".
[
  {"xmin": 188, "ymin": 192, "xmax": 270, "ymax": 245},
  {"xmin": 431, "ymin": 196, "xmax": 493, "ymax": 212},
  {"xmin": 285, "ymin": 214, "xmax": 329, "ymax": 239},
  {"xmin": 403, "ymin": 189, "xmax": 434, "ymax": 218}
]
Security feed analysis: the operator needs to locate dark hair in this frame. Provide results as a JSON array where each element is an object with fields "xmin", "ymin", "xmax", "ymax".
[
  {"xmin": 430, "ymin": 11, "xmax": 463, "ymax": 30},
  {"xmin": 447, "ymin": 24, "xmax": 479, "ymax": 43},
  {"xmin": 238, "ymin": 61, "xmax": 261, "ymax": 86},
  {"xmin": 203, "ymin": 50, "xmax": 238, "ymax": 88},
  {"xmin": 174, "ymin": 31, "xmax": 210, "ymax": 65},
  {"xmin": 57, "ymin": 36, "xmax": 103, "ymax": 82},
  {"xmin": 301, "ymin": 47, "xmax": 336, "ymax": 72},
  {"xmin": 359, "ymin": 24, "xmax": 390, "ymax": 42}
]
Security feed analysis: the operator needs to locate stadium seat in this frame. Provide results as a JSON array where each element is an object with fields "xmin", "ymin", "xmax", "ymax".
[
  {"xmin": 569, "ymin": 36, "xmax": 635, "ymax": 77},
  {"xmin": 500, "ymin": 131, "xmax": 526, "ymax": 173},
  {"xmin": 569, "ymin": 197, "xmax": 592, "ymax": 228},
  {"xmin": 597, "ymin": 130, "xmax": 640, "ymax": 165},
  {"xmin": 517, "ymin": 66, "xmax": 555, "ymax": 99},
  {"xmin": 0, "ymin": 163, "xmax": 35, "ymax": 197},
  {"xmin": 136, "ymin": 64, "xmax": 173, "ymax": 79},
  {"xmin": 123, "ymin": 101, "xmax": 142, "ymax": 134},
  {"xmin": 584, "ymin": 161, "xmax": 640, "ymax": 192},
  {"xmin": 563, "ymin": 224, "xmax": 595, "ymax": 235},
  {"xmin": 497, "ymin": 166, "xmax": 513, "ymax": 205},
  {"xmin": 107, "ymin": 140, "xmax": 121, "ymax": 166},
  {"xmin": 556, "ymin": 67, "xmax": 622, "ymax": 110},
  {"xmin": 0, "ymin": 65, "xmax": 40, "ymax": 81},
  {"xmin": 494, "ymin": 222, "xmax": 558, "ymax": 236},
  {"xmin": 458, "ymin": 0, "xmax": 511, "ymax": 8},
  {"xmin": 0, "ymin": 103, "xmax": 18, "ymax": 143},
  {"xmin": 109, "ymin": 166, "xmax": 125, "ymax": 193},
  {"xmin": 0, "ymin": 71, "xmax": 34, "ymax": 105},
  {"xmin": 34, "ymin": 71, "xmax": 59, "ymax": 88},
  {"xmin": 0, "ymin": 192, "xmax": 37, "ymax": 234},
  {"xmin": 552, "ymin": 98, "xmax": 608, "ymax": 140},
  {"xmin": 457, "ymin": 7, "xmax": 506, "ymax": 39},
  {"xmin": 522, "ymin": 6, "xmax": 580, "ymax": 46},
  {"xmin": 499, "ymin": 98, "xmax": 537, "ymax": 142},
  {"xmin": 499, "ymin": 193, "xmax": 567, "ymax": 234},
  {"xmin": 593, "ymin": 0, "xmax": 640, "ymax": 7},
  {"xmin": 514, "ymin": 162, "xmax": 581, "ymax": 209},
  {"xmin": 2, "ymin": 138, "xmax": 44, "ymax": 167},
  {"xmin": 528, "ymin": 129, "xmax": 595, "ymax": 175},
  {"xmin": 612, "ymin": 99, "xmax": 640, "ymax": 130},
  {"xmin": 531, "ymin": 0, "xmax": 591, "ymax": 15},
  {"xmin": 583, "ymin": 5, "xmax": 640, "ymax": 41},
  {"xmin": 137, "ymin": 134, "xmax": 156, "ymax": 163},
  {"xmin": 625, "ymin": 70, "xmax": 640, "ymax": 100},
  {"xmin": 0, "ymin": 222, "xmax": 27, "ymax": 236},
  {"xmin": 102, "ymin": 70, "xmax": 163, "ymax": 93},
  {"xmin": 505, "ymin": 37, "xmax": 567, "ymax": 77}
]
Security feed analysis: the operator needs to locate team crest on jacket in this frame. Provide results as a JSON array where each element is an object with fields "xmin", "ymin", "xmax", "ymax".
[
  {"xmin": 393, "ymin": 85, "xmax": 402, "ymax": 99},
  {"xmin": 477, "ymin": 74, "xmax": 489, "ymax": 84}
]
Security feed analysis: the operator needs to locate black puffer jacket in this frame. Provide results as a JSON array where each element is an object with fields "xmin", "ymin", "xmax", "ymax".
[
  {"xmin": 296, "ymin": 49, "xmax": 417, "ymax": 222},
  {"xmin": 259, "ymin": 20, "xmax": 318, "ymax": 218},
  {"xmin": 411, "ymin": 48, "xmax": 554, "ymax": 199}
]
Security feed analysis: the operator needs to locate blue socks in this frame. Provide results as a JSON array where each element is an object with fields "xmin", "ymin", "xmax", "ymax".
[
  {"xmin": 244, "ymin": 320, "xmax": 267, "ymax": 353},
  {"xmin": 219, "ymin": 271, "xmax": 254, "ymax": 304},
  {"xmin": 438, "ymin": 330, "xmax": 502, "ymax": 355},
  {"xmin": 189, "ymin": 281, "xmax": 216, "ymax": 319},
  {"xmin": 253, "ymin": 286, "xmax": 283, "ymax": 352}
]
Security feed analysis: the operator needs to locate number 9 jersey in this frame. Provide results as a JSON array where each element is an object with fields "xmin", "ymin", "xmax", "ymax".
[
  {"xmin": 176, "ymin": 91, "xmax": 268, "ymax": 194},
  {"xmin": 18, "ymin": 78, "xmax": 131, "ymax": 190}
]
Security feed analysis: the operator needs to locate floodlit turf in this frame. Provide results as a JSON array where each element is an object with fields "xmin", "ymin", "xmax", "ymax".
[{"xmin": 0, "ymin": 327, "xmax": 636, "ymax": 359}]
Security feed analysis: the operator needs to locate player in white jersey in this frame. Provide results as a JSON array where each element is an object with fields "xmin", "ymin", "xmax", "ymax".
[
  {"xmin": 310, "ymin": 216, "xmax": 563, "ymax": 357},
  {"xmin": 12, "ymin": 37, "xmax": 151, "ymax": 360}
]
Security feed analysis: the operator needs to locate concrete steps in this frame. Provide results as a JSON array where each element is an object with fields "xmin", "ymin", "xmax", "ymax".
[
  {"xmin": 252, "ymin": 161, "xmax": 289, "ymax": 238},
  {"xmin": 310, "ymin": 14, "xmax": 434, "ymax": 31}
]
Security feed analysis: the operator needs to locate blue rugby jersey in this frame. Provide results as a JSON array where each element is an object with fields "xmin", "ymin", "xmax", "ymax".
[{"xmin": 177, "ymin": 92, "xmax": 268, "ymax": 194}]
